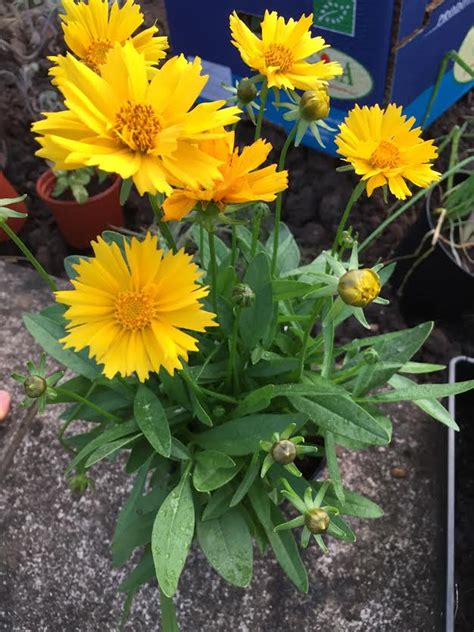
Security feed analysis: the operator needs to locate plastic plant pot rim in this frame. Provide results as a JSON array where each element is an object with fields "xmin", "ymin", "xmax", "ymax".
[
  {"xmin": 426, "ymin": 186, "xmax": 474, "ymax": 279},
  {"xmin": 446, "ymin": 355, "xmax": 474, "ymax": 632}
]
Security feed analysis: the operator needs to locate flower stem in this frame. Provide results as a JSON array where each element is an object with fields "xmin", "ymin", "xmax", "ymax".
[
  {"xmin": 295, "ymin": 298, "xmax": 324, "ymax": 381},
  {"xmin": 0, "ymin": 222, "xmax": 57, "ymax": 292},
  {"xmin": 271, "ymin": 124, "xmax": 297, "ymax": 275},
  {"xmin": 332, "ymin": 180, "xmax": 365, "ymax": 255},
  {"xmin": 55, "ymin": 387, "xmax": 122, "ymax": 423},
  {"xmin": 254, "ymin": 79, "xmax": 269, "ymax": 141},
  {"xmin": 250, "ymin": 212, "xmax": 263, "ymax": 258},
  {"xmin": 148, "ymin": 193, "xmax": 177, "ymax": 252},
  {"xmin": 208, "ymin": 229, "xmax": 218, "ymax": 313},
  {"xmin": 227, "ymin": 306, "xmax": 241, "ymax": 394},
  {"xmin": 231, "ymin": 225, "xmax": 237, "ymax": 266},
  {"xmin": 160, "ymin": 588, "xmax": 180, "ymax": 632}
]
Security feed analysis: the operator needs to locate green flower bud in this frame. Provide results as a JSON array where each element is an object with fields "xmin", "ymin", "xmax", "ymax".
[
  {"xmin": 363, "ymin": 348, "xmax": 379, "ymax": 365},
  {"xmin": 212, "ymin": 405, "xmax": 226, "ymax": 418},
  {"xmin": 338, "ymin": 269, "xmax": 381, "ymax": 307},
  {"xmin": 68, "ymin": 473, "xmax": 95, "ymax": 494},
  {"xmin": 340, "ymin": 230, "xmax": 355, "ymax": 248},
  {"xmin": 299, "ymin": 88, "xmax": 330, "ymax": 122},
  {"xmin": 304, "ymin": 508, "xmax": 330, "ymax": 534},
  {"xmin": 237, "ymin": 78, "xmax": 258, "ymax": 104},
  {"xmin": 24, "ymin": 375, "xmax": 47, "ymax": 398},
  {"xmin": 271, "ymin": 439, "xmax": 297, "ymax": 465},
  {"xmin": 232, "ymin": 283, "xmax": 255, "ymax": 308}
]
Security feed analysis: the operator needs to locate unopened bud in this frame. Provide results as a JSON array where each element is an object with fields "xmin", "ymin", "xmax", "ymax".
[
  {"xmin": 338, "ymin": 269, "xmax": 381, "ymax": 307},
  {"xmin": 340, "ymin": 230, "xmax": 355, "ymax": 248},
  {"xmin": 363, "ymin": 348, "xmax": 379, "ymax": 365},
  {"xmin": 271, "ymin": 439, "xmax": 297, "ymax": 465},
  {"xmin": 299, "ymin": 88, "xmax": 330, "ymax": 122},
  {"xmin": 212, "ymin": 405, "xmax": 226, "ymax": 418},
  {"xmin": 232, "ymin": 283, "xmax": 255, "ymax": 308},
  {"xmin": 237, "ymin": 78, "xmax": 258, "ymax": 104},
  {"xmin": 304, "ymin": 508, "xmax": 330, "ymax": 534},
  {"xmin": 24, "ymin": 375, "xmax": 47, "ymax": 398}
]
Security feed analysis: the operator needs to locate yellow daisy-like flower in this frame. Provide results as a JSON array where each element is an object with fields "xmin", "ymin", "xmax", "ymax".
[
  {"xmin": 55, "ymin": 234, "xmax": 217, "ymax": 381},
  {"xmin": 50, "ymin": 0, "xmax": 168, "ymax": 76},
  {"xmin": 335, "ymin": 104, "xmax": 441, "ymax": 200},
  {"xmin": 162, "ymin": 132, "xmax": 288, "ymax": 221},
  {"xmin": 229, "ymin": 10, "xmax": 342, "ymax": 90},
  {"xmin": 32, "ymin": 44, "xmax": 241, "ymax": 196}
]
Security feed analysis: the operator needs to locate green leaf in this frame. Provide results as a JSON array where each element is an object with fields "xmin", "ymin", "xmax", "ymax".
[
  {"xmin": 23, "ymin": 312, "xmax": 100, "ymax": 380},
  {"xmin": 120, "ymin": 178, "xmax": 133, "ymax": 205},
  {"xmin": 125, "ymin": 438, "xmax": 154, "ymax": 474},
  {"xmin": 152, "ymin": 472, "xmax": 195, "ymax": 598},
  {"xmin": 84, "ymin": 433, "xmax": 141, "ymax": 468},
  {"xmin": 289, "ymin": 395, "xmax": 390, "ymax": 445},
  {"xmin": 385, "ymin": 374, "xmax": 460, "ymax": 430},
  {"xmin": 118, "ymin": 548, "xmax": 155, "ymax": 593},
  {"xmin": 197, "ymin": 507, "xmax": 253, "ymax": 587},
  {"xmin": 193, "ymin": 451, "xmax": 241, "ymax": 492},
  {"xmin": 324, "ymin": 431, "xmax": 344, "ymax": 504},
  {"xmin": 64, "ymin": 254, "xmax": 89, "ymax": 280},
  {"xmin": 239, "ymin": 252, "xmax": 274, "ymax": 350},
  {"xmin": 362, "ymin": 378, "xmax": 474, "ymax": 404},
  {"xmin": 328, "ymin": 515, "xmax": 356, "ymax": 542},
  {"xmin": 230, "ymin": 453, "xmax": 260, "ymax": 507},
  {"xmin": 65, "ymin": 419, "xmax": 138, "ymax": 474},
  {"xmin": 72, "ymin": 184, "xmax": 89, "ymax": 203},
  {"xmin": 248, "ymin": 480, "xmax": 308, "ymax": 592},
  {"xmin": 272, "ymin": 280, "xmax": 313, "ymax": 300},
  {"xmin": 188, "ymin": 388, "xmax": 213, "ymax": 427},
  {"xmin": 195, "ymin": 414, "xmax": 306, "ymax": 456},
  {"xmin": 170, "ymin": 437, "xmax": 191, "ymax": 461},
  {"xmin": 399, "ymin": 361, "xmax": 445, "ymax": 374},
  {"xmin": 266, "ymin": 223, "xmax": 300, "ymax": 275},
  {"xmin": 134, "ymin": 384, "xmax": 171, "ymax": 457},
  {"xmin": 202, "ymin": 484, "xmax": 235, "ymax": 521}
]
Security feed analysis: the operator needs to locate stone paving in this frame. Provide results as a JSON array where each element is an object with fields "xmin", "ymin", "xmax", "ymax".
[{"xmin": 0, "ymin": 261, "xmax": 446, "ymax": 631}]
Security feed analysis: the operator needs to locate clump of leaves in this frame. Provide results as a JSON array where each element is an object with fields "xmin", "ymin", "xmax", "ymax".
[{"xmin": 52, "ymin": 167, "xmax": 107, "ymax": 204}]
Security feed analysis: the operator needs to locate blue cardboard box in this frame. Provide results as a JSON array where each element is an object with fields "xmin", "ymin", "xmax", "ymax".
[{"xmin": 165, "ymin": 0, "xmax": 474, "ymax": 155}]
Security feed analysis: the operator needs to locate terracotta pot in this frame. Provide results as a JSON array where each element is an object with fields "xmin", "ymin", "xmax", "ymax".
[
  {"xmin": 36, "ymin": 170, "xmax": 123, "ymax": 249},
  {"xmin": 0, "ymin": 171, "xmax": 28, "ymax": 243}
]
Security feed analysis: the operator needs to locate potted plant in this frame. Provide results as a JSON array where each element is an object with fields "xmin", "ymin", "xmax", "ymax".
[
  {"xmin": 36, "ymin": 166, "xmax": 123, "ymax": 249},
  {"xmin": 10, "ymin": 2, "xmax": 474, "ymax": 630}
]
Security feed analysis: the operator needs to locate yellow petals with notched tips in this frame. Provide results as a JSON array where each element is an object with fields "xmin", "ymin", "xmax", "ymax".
[
  {"xmin": 230, "ymin": 10, "xmax": 342, "ymax": 91},
  {"xmin": 32, "ymin": 45, "xmax": 241, "ymax": 196},
  {"xmin": 335, "ymin": 104, "xmax": 441, "ymax": 200},
  {"xmin": 338, "ymin": 269, "xmax": 381, "ymax": 308},
  {"xmin": 50, "ymin": 0, "xmax": 168, "ymax": 78},
  {"xmin": 162, "ymin": 132, "xmax": 288, "ymax": 221},
  {"xmin": 55, "ymin": 234, "xmax": 217, "ymax": 381}
]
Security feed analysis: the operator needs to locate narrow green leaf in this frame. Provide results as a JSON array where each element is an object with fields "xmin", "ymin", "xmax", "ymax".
[
  {"xmin": 134, "ymin": 384, "xmax": 171, "ymax": 457},
  {"xmin": 202, "ymin": 485, "xmax": 235, "ymax": 521},
  {"xmin": 230, "ymin": 453, "xmax": 260, "ymax": 507},
  {"xmin": 362, "ymin": 379, "xmax": 474, "ymax": 404},
  {"xmin": 324, "ymin": 432, "xmax": 344, "ymax": 504},
  {"xmin": 152, "ymin": 472, "xmax": 195, "ymax": 598},
  {"xmin": 118, "ymin": 548, "xmax": 155, "ymax": 593},
  {"xmin": 120, "ymin": 178, "xmax": 133, "ymax": 205},
  {"xmin": 400, "ymin": 361, "xmax": 445, "ymax": 374},
  {"xmin": 85, "ymin": 433, "xmax": 141, "ymax": 468},
  {"xmin": 193, "ymin": 456, "xmax": 241, "ymax": 493},
  {"xmin": 197, "ymin": 508, "xmax": 253, "ymax": 587}
]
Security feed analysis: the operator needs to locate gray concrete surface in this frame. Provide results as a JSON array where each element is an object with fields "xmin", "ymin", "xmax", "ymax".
[{"xmin": 0, "ymin": 260, "xmax": 446, "ymax": 631}]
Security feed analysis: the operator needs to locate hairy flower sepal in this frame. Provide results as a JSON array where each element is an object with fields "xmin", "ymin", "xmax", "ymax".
[
  {"xmin": 222, "ymin": 77, "xmax": 259, "ymax": 123},
  {"xmin": 12, "ymin": 353, "xmax": 63, "ymax": 413},
  {"xmin": 277, "ymin": 87, "xmax": 334, "ymax": 148},
  {"xmin": 275, "ymin": 480, "xmax": 340, "ymax": 552},
  {"xmin": 260, "ymin": 423, "xmax": 319, "ymax": 478}
]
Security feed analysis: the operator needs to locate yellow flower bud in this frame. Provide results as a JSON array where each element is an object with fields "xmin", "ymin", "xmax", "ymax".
[
  {"xmin": 271, "ymin": 439, "xmax": 297, "ymax": 464},
  {"xmin": 237, "ymin": 78, "xmax": 258, "ymax": 104},
  {"xmin": 338, "ymin": 269, "xmax": 381, "ymax": 307},
  {"xmin": 304, "ymin": 508, "xmax": 330, "ymax": 534},
  {"xmin": 299, "ymin": 88, "xmax": 330, "ymax": 122}
]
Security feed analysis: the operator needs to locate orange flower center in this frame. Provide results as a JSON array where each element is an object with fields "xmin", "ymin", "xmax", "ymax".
[
  {"xmin": 114, "ymin": 289, "xmax": 157, "ymax": 331},
  {"xmin": 114, "ymin": 101, "xmax": 162, "ymax": 153},
  {"xmin": 369, "ymin": 140, "xmax": 400, "ymax": 169},
  {"xmin": 84, "ymin": 39, "xmax": 113, "ymax": 72},
  {"xmin": 264, "ymin": 43, "xmax": 294, "ymax": 72}
]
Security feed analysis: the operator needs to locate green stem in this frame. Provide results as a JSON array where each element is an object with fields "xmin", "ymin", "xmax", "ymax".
[
  {"xmin": 208, "ymin": 229, "xmax": 218, "ymax": 313},
  {"xmin": 332, "ymin": 361, "xmax": 366, "ymax": 383},
  {"xmin": 446, "ymin": 126, "xmax": 461, "ymax": 194},
  {"xmin": 199, "ymin": 386, "xmax": 239, "ymax": 404},
  {"xmin": 160, "ymin": 589, "xmax": 180, "ymax": 632},
  {"xmin": 359, "ymin": 156, "xmax": 474, "ymax": 253},
  {"xmin": 332, "ymin": 180, "xmax": 366, "ymax": 255},
  {"xmin": 200, "ymin": 224, "xmax": 205, "ymax": 267},
  {"xmin": 55, "ymin": 387, "xmax": 122, "ymax": 423},
  {"xmin": 231, "ymin": 225, "xmax": 237, "ymax": 266},
  {"xmin": 295, "ymin": 298, "xmax": 324, "ymax": 380},
  {"xmin": 250, "ymin": 213, "xmax": 262, "ymax": 258},
  {"xmin": 0, "ymin": 222, "xmax": 57, "ymax": 292},
  {"xmin": 148, "ymin": 193, "xmax": 177, "ymax": 252},
  {"xmin": 254, "ymin": 79, "xmax": 269, "ymax": 141},
  {"xmin": 228, "ymin": 306, "xmax": 241, "ymax": 393},
  {"xmin": 271, "ymin": 124, "xmax": 297, "ymax": 275}
]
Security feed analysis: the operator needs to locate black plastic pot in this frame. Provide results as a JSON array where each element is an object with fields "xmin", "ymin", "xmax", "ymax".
[
  {"xmin": 391, "ymin": 189, "xmax": 474, "ymax": 323},
  {"xmin": 446, "ymin": 356, "xmax": 474, "ymax": 632}
]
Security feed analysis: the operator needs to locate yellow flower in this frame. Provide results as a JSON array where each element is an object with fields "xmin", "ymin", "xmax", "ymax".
[
  {"xmin": 335, "ymin": 104, "xmax": 441, "ymax": 200},
  {"xmin": 55, "ymin": 234, "xmax": 217, "ymax": 381},
  {"xmin": 229, "ymin": 10, "xmax": 342, "ymax": 90},
  {"xmin": 162, "ymin": 133, "xmax": 288, "ymax": 221},
  {"xmin": 32, "ymin": 44, "xmax": 241, "ymax": 195},
  {"xmin": 50, "ymin": 0, "xmax": 168, "ymax": 76}
]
